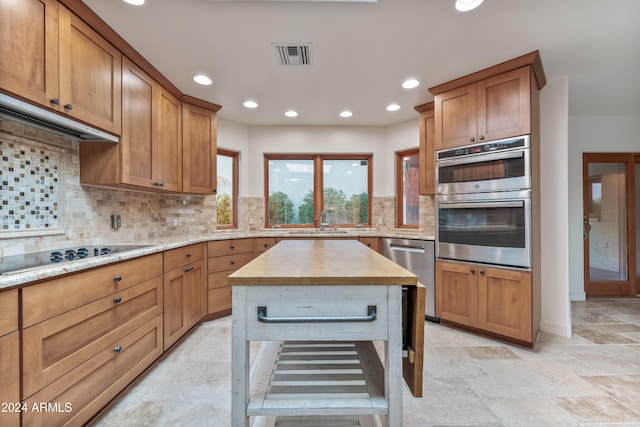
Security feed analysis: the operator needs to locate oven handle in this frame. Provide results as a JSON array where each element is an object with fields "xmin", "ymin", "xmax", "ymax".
[
  {"xmin": 440, "ymin": 200, "xmax": 524, "ymax": 209},
  {"xmin": 437, "ymin": 149, "xmax": 525, "ymax": 167}
]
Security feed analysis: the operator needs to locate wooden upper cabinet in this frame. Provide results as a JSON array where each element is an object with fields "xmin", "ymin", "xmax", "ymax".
[
  {"xmin": 58, "ymin": 5, "xmax": 122, "ymax": 135},
  {"xmin": 415, "ymin": 102, "xmax": 435, "ymax": 195},
  {"xmin": 431, "ymin": 51, "xmax": 545, "ymax": 150},
  {"xmin": 0, "ymin": 0, "xmax": 59, "ymax": 106},
  {"xmin": 182, "ymin": 102, "xmax": 217, "ymax": 195},
  {"xmin": 80, "ymin": 58, "xmax": 181, "ymax": 192},
  {"xmin": 0, "ymin": 1, "xmax": 121, "ymax": 135}
]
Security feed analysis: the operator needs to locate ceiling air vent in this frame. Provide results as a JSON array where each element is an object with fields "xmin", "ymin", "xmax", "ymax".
[{"xmin": 273, "ymin": 43, "xmax": 312, "ymax": 66}]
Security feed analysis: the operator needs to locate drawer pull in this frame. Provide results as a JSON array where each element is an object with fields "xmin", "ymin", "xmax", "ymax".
[
  {"xmin": 230, "ymin": 245, "xmax": 235, "ymax": 249},
  {"xmin": 113, "ymin": 296, "xmax": 122, "ymax": 304},
  {"xmin": 113, "ymin": 275, "xmax": 122, "ymax": 282},
  {"xmin": 184, "ymin": 265, "xmax": 194, "ymax": 272},
  {"xmin": 257, "ymin": 305, "xmax": 377, "ymax": 323},
  {"xmin": 113, "ymin": 345, "xmax": 122, "ymax": 353},
  {"xmin": 186, "ymin": 253, "xmax": 191, "ymax": 258}
]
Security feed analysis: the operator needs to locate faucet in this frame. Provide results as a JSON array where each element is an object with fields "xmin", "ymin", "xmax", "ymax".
[{"xmin": 320, "ymin": 207, "xmax": 334, "ymax": 231}]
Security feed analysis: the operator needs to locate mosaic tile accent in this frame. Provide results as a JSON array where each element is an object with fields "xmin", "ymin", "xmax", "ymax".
[{"xmin": 0, "ymin": 139, "xmax": 60, "ymax": 231}]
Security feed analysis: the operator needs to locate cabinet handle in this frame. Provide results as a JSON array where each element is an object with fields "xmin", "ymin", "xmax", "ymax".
[
  {"xmin": 113, "ymin": 296, "xmax": 122, "ymax": 304},
  {"xmin": 157, "ymin": 182, "xmax": 164, "ymax": 187},
  {"xmin": 470, "ymin": 268, "xmax": 476, "ymax": 273},
  {"xmin": 63, "ymin": 103, "xmax": 73, "ymax": 110},
  {"xmin": 113, "ymin": 345, "xmax": 122, "ymax": 353},
  {"xmin": 479, "ymin": 270, "xmax": 485, "ymax": 275},
  {"xmin": 230, "ymin": 260, "xmax": 235, "ymax": 265},
  {"xmin": 186, "ymin": 253, "xmax": 191, "ymax": 258},
  {"xmin": 479, "ymin": 135, "xmax": 485, "ymax": 141},
  {"xmin": 263, "ymin": 243, "xmax": 268, "ymax": 248},
  {"xmin": 257, "ymin": 305, "xmax": 377, "ymax": 323},
  {"xmin": 50, "ymin": 97, "xmax": 60, "ymax": 105},
  {"xmin": 184, "ymin": 265, "xmax": 194, "ymax": 272},
  {"xmin": 469, "ymin": 137, "xmax": 475, "ymax": 142},
  {"xmin": 230, "ymin": 245, "xmax": 235, "ymax": 249},
  {"xmin": 212, "ymin": 188, "xmax": 217, "ymax": 194},
  {"xmin": 113, "ymin": 275, "xmax": 122, "ymax": 282}
]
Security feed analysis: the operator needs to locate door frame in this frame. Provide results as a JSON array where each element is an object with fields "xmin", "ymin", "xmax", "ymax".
[{"xmin": 583, "ymin": 153, "xmax": 637, "ymax": 297}]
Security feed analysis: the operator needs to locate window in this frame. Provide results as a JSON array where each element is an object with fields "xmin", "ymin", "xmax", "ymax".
[
  {"xmin": 216, "ymin": 149, "xmax": 238, "ymax": 229},
  {"xmin": 265, "ymin": 154, "xmax": 372, "ymax": 228},
  {"xmin": 397, "ymin": 149, "xmax": 420, "ymax": 228}
]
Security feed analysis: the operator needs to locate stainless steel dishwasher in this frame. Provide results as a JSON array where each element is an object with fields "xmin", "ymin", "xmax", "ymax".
[{"xmin": 382, "ymin": 238, "xmax": 438, "ymax": 322}]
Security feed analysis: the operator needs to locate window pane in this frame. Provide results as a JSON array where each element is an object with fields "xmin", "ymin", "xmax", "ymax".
[
  {"xmin": 402, "ymin": 153, "xmax": 420, "ymax": 225},
  {"xmin": 216, "ymin": 153, "xmax": 234, "ymax": 226},
  {"xmin": 268, "ymin": 159, "xmax": 314, "ymax": 225},
  {"xmin": 322, "ymin": 159, "xmax": 369, "ymax": 225}
]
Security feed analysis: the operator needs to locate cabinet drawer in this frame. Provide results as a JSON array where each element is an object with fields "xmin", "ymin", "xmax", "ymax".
[
  {"xmin": 239, "ymin": 285, "xmax": 390, "ymax": 341},
  {"xmin": 208, "ymin": 238, "xmax": 254, "ymax": 257},
  {"xmin": 22, "ymin": 276, "xmax": 163, "ymax": 398},
  {"xmin": 22, "ymin": 315, "xmax": 163, "ymax": 427},
  {"xmin": 208, "ymin": 270, "xmax": 230, "ymax": 289},
  {"xmin": 164, "ymin": 243, "xmax": 204, "ymax": 272},
  {"xmin": 255, "ymin": 237, "xmax": 276, "ymax": 253},
  {"xmin": 0, "ymin": 288, "xmax": 18, "ymax": 336},
  {"xmin": 208, "ymin": 252, "xmax": 255, "ymax": 274},
  {"xmin": 208, "ymin": 286, "xmax": 232, "ymax": 314},
  {"xmin": 22, "ymin": 253, "xmax": 162, "ymax": 327}
]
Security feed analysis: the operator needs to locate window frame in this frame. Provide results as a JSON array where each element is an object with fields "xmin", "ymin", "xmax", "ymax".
[
  {"xmin": 264, "ymin": 153, "xmax": 373, "ymax": 229},
  {"xmin": 216, "ymin": 149, "xmax": 239, "ymax": 229},
  {"xmin": 396, "ymin": 148, "xmax": 420, "ymax": 229}
]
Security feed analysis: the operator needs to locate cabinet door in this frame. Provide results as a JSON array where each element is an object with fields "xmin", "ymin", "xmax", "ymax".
[
  {"xmin": 0, "ymin": 332, "xmax": 20, "ymax": 427},
  {"xmin": 434, "ymin": 84, "xmax": 477, "ymax": 150},
  {"xmin": 164, "ymin": 268, "xmax": 187, "ymax": 350},
  {"xmin": 184, "ymin": 259, "xmax": 206, "ymax": 329},
  {"xmin": 121, "ymin": 57, "xmax": 155, "ymax": 188},
  {"xmin": 477, "ymin": 67, "xmax": 531, "ymax": 142},
  {"xmin": 0, "ymin": 0, "xmax": 58, "ymax": 106},
  {"xmin": 58, "ymin": 5, "xmax": 121, "ymax": 134},
  {"xmin": 182, "ymin": 103, "xmax": 217, "ymax": 195},
  {"xmin": 435, "ymin": 261, "xmax": 478, "ymax": 327},
  {"xmin": 418, "ymin": 107, "xmax": 435, "ymax": 195},
  {"xmin": 477, "ymin": 267, "xmax": 532, "ymax": 342},
  {"xmin": 155, "ymin": 88, "xmax": 182, "ymax": 192}
]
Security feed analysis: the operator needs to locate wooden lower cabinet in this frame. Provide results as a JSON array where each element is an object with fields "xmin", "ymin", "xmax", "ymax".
[
  {"xmin": 22, "ymin": 315, "xmax": 163, "ymax": 427},
  {"xmin": 436, "ymin": 260, "xmax": 533, "ymax": 345},
  {"xmin": 163, "ymin": 244, "xmax": 206, "ymax": 350},
  {"xmin": 0, "ymin": 331, "xmax": 20, "ymax": 427},
  {"xmin": 207, "ymin": 239, "xmax": 256, "ymax": 315},
  {"xmin": 359, "ymin": 237, "xmax": 381, "ymax": 253}
]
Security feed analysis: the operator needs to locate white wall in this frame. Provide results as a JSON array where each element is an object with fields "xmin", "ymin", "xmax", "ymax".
[
  {"xmin": 568, "ymin": 115, "xmax": 640, "ymax": 300},
  {"xmin": 217, "ymin": 118, "xmax": 250, "ymax": 195},
  {"xmin": 245, "ymin": 126, "xmax": 388, "ymax": 197},
  {"xmin": 384, "ymin": 119, "xmax": 421, "ymax": 196},
  {"xmin": 539, "ymin": 76, "xmax": 572, "ymax": 337}
]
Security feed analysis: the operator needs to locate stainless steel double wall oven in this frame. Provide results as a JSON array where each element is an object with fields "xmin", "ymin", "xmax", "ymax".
[{"xmin": 435, "ymin": 135, "xmax": 532, "ymax": 269}]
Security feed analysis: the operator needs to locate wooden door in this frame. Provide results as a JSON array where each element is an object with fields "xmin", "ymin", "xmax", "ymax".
[
  {"xmin": 583, "ymin": 153, "xmax": 638, "ymax": 297},
  {"xmin": 0, "ymin": 0, "xmax": 58, "ymax": 107},
  {"xmin": 477, "ymin": 67, "xmax": 531, "ymax": 142},
  {"xmin": 155, "ymin": 88, "xmax": 183, "ymax": 192},
  {"xmin": 182, "ymin": 103, "xmax": 217, "ymax": 194},
  {"xmin": 58, "ymin": 5, "xmax": 121, "ymax": 134},
  {"xmin": 434, "ymin": 83, "xmax": 477, "ymax": 150},
  {"xmin": 164, "ymin": 269, "xmax": 187, "ymax": 350},
  {"xmin": 121, "ymin": 58, "xmax": 155, "ymax": 188},
  {"xmin": 417, "ymin": 103, "xmax": 435, "ymax": 195},
  {"xmin": 435, "ymin": 260, "xmax": 478, "ymax": 327},
  {"xmin": 477, "ymin": 266, "xmax": 532, "ymax": 342}
]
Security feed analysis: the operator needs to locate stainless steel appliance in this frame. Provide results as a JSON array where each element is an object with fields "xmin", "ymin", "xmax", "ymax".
[
  {"xmin": 0, "ymin": 245, "xmax": 152, "ymax": 275},
  {"xmin": 436, "ymin": 135, "xmax": 530, "ymax": 194},
  {"xmin": 436, "ymin": 190, "xmax": 532, "ymax": 268},
  {"xmin": 382, "ymin": 238, "xmax": 437, "ymax": 322}
]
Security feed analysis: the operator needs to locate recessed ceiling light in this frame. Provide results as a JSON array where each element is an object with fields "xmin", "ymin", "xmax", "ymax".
[
  {"xmin": 386, "ymin": 104, "xmax": 400, "ymax": 111},
  {"xmin": 122, "ymin": 0, "xmax": 145, "ymax": 5},
  {"xmin": 193, "ymin": 74, "xmax": 212, "ymax": 85},
  {"xmin": 455, "ymin": 0, "xmax": 484, "ymax": 12},
  {"xmin": 285, "ymin": 110, "xmax": 298, "ymax": 117},
  {"xmin": 243, "ymin": 100, "xmax": 258, "ymax": 109},
  {"xmin": 340, "ymin": 111, "xmax": 353, "ymax": 118},
  {"xmin": 402, "ymin": 79, "xmax": 420, "ymax": 89}
]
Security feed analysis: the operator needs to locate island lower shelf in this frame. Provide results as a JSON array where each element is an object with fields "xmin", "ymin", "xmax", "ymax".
[{"xmin": 248, "ymin": 340, "xmax": 387, "ymax": 418}]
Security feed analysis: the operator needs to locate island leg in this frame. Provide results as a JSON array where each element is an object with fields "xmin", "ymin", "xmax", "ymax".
[
  {"xmin": 232, "ymin": 286, "xmax": 250, "ymax": 427},
  {"xmin": 386, "ymin": 285, "xmax": 403, "ymax": 427}
]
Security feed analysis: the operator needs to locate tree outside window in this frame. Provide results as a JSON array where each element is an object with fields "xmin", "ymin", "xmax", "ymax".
[
  {"xmin": 397, "ymin": 149, "xmax": 420, "ymax": 228},
  {"xmin": 265, "ymin": 154, "xmax": 372, "ymax": 228}
]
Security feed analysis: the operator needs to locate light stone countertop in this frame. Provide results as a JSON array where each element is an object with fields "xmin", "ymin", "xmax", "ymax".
[{"xmin": 0, "ymin": 229, "xmax": 434, "ymax": 290}]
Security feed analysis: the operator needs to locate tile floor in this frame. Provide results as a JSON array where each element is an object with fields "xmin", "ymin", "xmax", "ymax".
[{"xmin": 89, "ymin": 298, "xmax": 640, "ymax": 427}]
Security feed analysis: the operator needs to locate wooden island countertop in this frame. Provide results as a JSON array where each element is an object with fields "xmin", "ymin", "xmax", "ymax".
[{"xmin": 227, "ymin": 239, "xmax": 418, "ymax": 286}]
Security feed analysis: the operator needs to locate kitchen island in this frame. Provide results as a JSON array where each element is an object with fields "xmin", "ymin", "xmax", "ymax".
[{"xmin": 228, "ymin": 239, "xmax": 423, "ymax": 427}]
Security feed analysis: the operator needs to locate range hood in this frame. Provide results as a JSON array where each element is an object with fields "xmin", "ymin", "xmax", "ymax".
[{"xmin": 0, "ymin": 93, "xmax": 119, "ymax": 143}]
